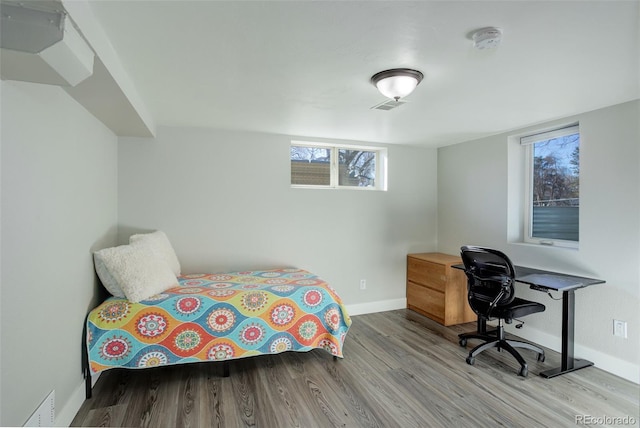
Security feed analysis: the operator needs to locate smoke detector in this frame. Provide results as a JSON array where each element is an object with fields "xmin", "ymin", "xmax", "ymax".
[{"xmin": 471, "ymin": 27, "xmax": 503, "ymax": 50}]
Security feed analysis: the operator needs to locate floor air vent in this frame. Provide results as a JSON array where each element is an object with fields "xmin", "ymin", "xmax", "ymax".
[{"xmin": 24, "ymin": 390, "xmax": 55, "ymax": 427}]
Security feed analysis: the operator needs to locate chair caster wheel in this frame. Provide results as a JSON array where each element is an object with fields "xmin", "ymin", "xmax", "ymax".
[
  {"xmin": 466, "ymin": 356, "xmax": 475, "ymax": 365},
  {"xmin": 518, "ymin": 366, "xmax": 528, "ymax": 377},
  {"xmin": 459, "ymin": 338, "xmax": 467, "ymax": 347},
  {"xmin": 537, "ymin": 353, "xmax": 545, "ymax": 362}
]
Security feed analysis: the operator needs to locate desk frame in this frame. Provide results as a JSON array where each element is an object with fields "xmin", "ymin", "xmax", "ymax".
[
  {"xmin": 539, "ymin": 289, "xmax": 592, "ymax": 377},
  {"xmin": 456, "ymin": 264, "xmax": 604, "ymax": 378}
]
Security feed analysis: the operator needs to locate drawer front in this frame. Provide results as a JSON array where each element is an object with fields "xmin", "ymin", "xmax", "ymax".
[
  {"xmin": 407, "ymin": 281, "xmax": 445, "ymax": 321},
  {"xmin": 407, "ymin": 257, "xmax": 446, "ymax": 292}
]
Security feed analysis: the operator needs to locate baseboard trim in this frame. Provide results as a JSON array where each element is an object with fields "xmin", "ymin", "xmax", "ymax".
[
  {"xmin": 55, "ymin": 374, "xmax": 100, "ymax": 427},
  {"xmin": 345, "ymin": 298, "xmax": 407, "ymax": 316}
]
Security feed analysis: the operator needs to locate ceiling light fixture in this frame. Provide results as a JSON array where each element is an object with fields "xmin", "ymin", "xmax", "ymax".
[
  {"xmin": 471, "ymin": 27, "xmax": 503, "ymax": 50},
  {"xmin": 371, "ymin": 68, "xmax": 423, "ymax": 101}
]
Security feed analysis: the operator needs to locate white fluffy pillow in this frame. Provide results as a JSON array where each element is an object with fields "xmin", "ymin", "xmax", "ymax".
[
  {"xmin": 94, "ymin": 251, "xmax": 126, "ymax": 298},
  {"xmin": 129, "ymin": 230, "xmax": 181, "ymax": 276},
  {"xmin": 94, "ymin": 243, "xmax": 178, "ymax": 303}
]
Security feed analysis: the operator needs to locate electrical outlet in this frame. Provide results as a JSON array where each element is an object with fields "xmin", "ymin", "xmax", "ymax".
[
  {"xmin": 359, "ymin": 279, "xmax": 366, "ymax": 290},
  {"xmin": 613, "ymin": 319, "xmax": 627, "ymax": 338}
]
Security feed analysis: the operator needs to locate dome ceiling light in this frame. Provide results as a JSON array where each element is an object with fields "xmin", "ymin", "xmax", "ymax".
[{"xmin": 370, "ymin": 68, "xmax": 424, "ymax": 101}]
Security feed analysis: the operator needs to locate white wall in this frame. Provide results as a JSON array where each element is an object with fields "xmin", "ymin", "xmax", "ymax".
[
  {"xmin": 118, "ymin": 127, "xmax": 438, "ymax": 310},
  {"xmin": 438, "ymin": 100, "xmax": 640, "ymax": 382},
  {"xmin": 0, "ymin": 80, "xmax": 118, "ymax": 426}
]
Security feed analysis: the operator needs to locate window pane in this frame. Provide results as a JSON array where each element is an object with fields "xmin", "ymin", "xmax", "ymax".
[
  {"xmin": 290, "ymin": 146, "xmax": 331, "ymax": 185},
  {"xmin": 338, "ymin": 149, "xmax": 376, "ymax": 187},
  {"xmin": 531, "ymin": 132, "xmax": 579, "ymax": 241}
]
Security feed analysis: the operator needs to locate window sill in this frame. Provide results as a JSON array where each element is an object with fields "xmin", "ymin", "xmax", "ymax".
[
  {"xmin": 510, "ymin": 241, "xmax": 579, "ymax": 251},
  {"xmin": 290, "ymin": 185, "xmax": 385, "ymax": 191}
]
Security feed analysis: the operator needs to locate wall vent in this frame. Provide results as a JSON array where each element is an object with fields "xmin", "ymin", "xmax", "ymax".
[
  {"xmin": 370, "ymin": 99, "xmax": 407, "ymax": 111},
  {"xmin": 24, "ymin": 390, "xmax": 55, "ymax": 427}
]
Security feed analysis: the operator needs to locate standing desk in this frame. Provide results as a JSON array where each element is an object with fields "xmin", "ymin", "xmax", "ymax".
[{"xmin": 453, "ymin": 264, "xmax": 605, "ymax": 378}]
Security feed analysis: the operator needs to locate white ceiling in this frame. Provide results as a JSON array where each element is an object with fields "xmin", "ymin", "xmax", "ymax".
[{"xmin": 78, "ymin": 1, "xmax": 640, "ymax": 147}]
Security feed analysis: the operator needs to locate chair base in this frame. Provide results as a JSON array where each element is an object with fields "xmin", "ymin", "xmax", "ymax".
[{"xmin": 459, "ymin": 325, "xmax": 545, "ymax": 377}]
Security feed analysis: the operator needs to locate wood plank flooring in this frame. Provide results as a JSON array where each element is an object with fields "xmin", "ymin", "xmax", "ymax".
[{"xmin": 72, "ymin": 309, "xmax": 639, "ymax": 427}]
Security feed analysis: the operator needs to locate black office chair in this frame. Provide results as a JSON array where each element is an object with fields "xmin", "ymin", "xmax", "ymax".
[{"xmin": 457, "ymin": 246, "xmax": 545, "ymax": 377}]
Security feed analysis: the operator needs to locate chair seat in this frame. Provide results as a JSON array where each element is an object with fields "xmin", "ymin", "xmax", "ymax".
[{"xmin": 474, "ymin": 297, "xmax": 545, "ymax": 321}]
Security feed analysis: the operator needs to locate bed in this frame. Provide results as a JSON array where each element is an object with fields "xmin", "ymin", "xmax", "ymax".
[{"xmin": 84, "ymin": 267, "xmax": 351, "ymax": 398}]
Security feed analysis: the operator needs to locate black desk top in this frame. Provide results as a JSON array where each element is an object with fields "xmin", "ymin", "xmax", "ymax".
[{"xmin": 452, "ymin": 264, "xmax": 605, "ymax": 292}]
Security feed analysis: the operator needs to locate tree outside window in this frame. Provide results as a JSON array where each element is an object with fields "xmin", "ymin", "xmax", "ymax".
[{"xmin": 290, "ymin": 143, "xmax": 386, "ymax": 190}]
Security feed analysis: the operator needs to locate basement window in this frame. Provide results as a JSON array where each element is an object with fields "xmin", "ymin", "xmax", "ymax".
[
  {"xmin": 521, "ymin": 124, "xmax": 580, "ymax": 247},
  {"xmin": 290, "ymin": 141, "xmax": 387, "ymax": 190}
]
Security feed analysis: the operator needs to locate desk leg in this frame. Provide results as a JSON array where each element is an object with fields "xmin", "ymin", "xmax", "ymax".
[{"xmin": 540, "ymin": 289, "xmax": 593, "ymax": 378}]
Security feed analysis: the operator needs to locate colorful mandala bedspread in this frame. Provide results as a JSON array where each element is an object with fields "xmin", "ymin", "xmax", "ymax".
[{"xmin": 87, "ymin": 268, "xmax": 351, "ymax": 374}]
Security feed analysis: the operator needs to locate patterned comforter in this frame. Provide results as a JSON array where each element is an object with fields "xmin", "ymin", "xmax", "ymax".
[{"xmin": 86, "ymin": 268, "xmax": 351, "ymax": 374}]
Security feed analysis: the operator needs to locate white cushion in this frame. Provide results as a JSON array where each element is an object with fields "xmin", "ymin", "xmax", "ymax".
[
  {"xmin": 129, "ymin": 230, "xmax": 181, "ymax": 275},
  {"xmin": 94, "ymin": 251, "xmax": 126, "ymax": 297},
  {"xmin": 93, "ymin": 243, "xmax": 178, "ymax": 303}
]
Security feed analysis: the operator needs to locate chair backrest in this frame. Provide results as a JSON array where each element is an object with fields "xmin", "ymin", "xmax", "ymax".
[{"xmin": 460, "ymin": 246, "xmax": 516, "ymax": 318}]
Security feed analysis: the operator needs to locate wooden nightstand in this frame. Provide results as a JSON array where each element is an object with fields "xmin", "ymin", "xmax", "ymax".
[{"xmin": 406, "ymin": 253, "xmax": 476, "ymax": 326}]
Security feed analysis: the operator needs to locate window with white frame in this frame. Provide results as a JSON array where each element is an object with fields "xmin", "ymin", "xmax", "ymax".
[
  {"xmin": 290, "ymin": 141, "xmax": 387, "ymax": 190},
  {"xmin": 521, "ymin": 124, "xmax": 580, "ymax": 247}
]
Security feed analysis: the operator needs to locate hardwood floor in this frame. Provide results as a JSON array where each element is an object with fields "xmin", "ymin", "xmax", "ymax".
[{"xmin": 72, "ymin": 309, "xmax": 639, "ymax": 427}]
